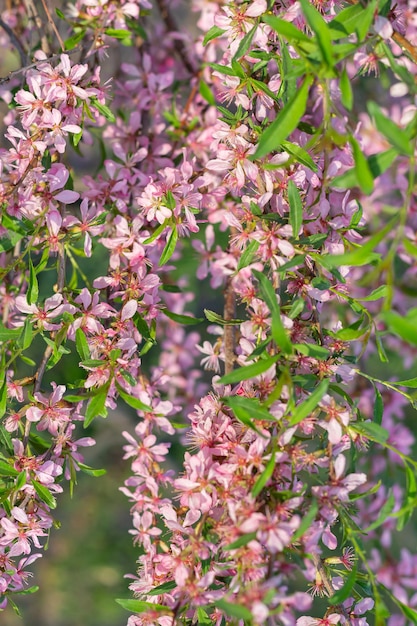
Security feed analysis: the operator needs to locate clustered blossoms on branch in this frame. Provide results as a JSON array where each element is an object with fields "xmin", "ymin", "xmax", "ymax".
[{"xmin": 1, "ymin": 0, "xmax": 417, "ymax": 624}]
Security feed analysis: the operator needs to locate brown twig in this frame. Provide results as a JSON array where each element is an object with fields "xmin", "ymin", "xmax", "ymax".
[
  {"xmin": 311, "ymin": 553, "xmax": 354, "ymax": 626},
  {"xmin": 0, "ymin": 17, "xmax": 28, "ymax": 66},
  {"xmin": 39, "ymin": 0, "xmax": 65, "ymax": 51},
  {"xmin": 223, "ymin": 276, "xmax": 236, "ymax": 376},
  {"xmin": 23, "ymin": 0, "xmax": 51, "ymax": 54},
  {"xmin": 0, "ymin": 46, "xmax": 81, "ymax": 84},
  {"xmin": 153, "ymin": 0, "xmax": 196, "ymax": 75}
]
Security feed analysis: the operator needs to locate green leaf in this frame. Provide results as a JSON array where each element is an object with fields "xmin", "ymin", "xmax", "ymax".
[
  {"xmin": 199, "ymin": 80, "xmax": 215, "ymax": 105},
  {"xmin": 328, "ymin": 562, "xmax": 358, "ymax": 605},
  {"xmin": 362, "ymin": 491, "xmax": 395, "ymax": 532},
  {"xmin": 196, "ymin": 608, "xmax": 212, "ymax": 625},
  {"xmin": 328, "ymin": 1, "xmax": 376, "ymax": 40},
  {"xmin": 393, "ymin": 377, "xmax": 417, "ymax": 388},
  {"xmin": 147, "ymin": 581, "xmax": 177, "ymax": 596},
  {"xmin": 55, "ymin": 7, "xmax": 65, "ymax": 18},
  {"xmin": 214, "ymin": 599, "xmax": 253, "ymax": 621},
  {"xmin": 203, "ymin": 25, "xmax": 226, "ymax": 46},
  {"xmin": 262, "ymin": 14, "xmax": 311, "ymax": 43},
  {"xmin": 380, "ymin": 311, "xmax": 417, "ymax": 347},
  {"xmin": 237, "ymin": 239, "xmax": 260, "ymax": 271},
  {"xmin": 233, "ymin": 23, "xmax": 258, "ymax": 61},
  {"xmin": 350, "ymin": 135, "xmax": 374, "ymax": 194},
  {"xmin": 351, "ymin": 421, "xmax": 389, "ymax": 444},
  {"xmin": 281, "ymin": 140, "xmax": 318, "ymax": 172},
  {"xmin": 64, "ymin": 29, "xmax": 85, "ymax": 50},
  {"xmin": 223, "ymin": 396, "xmax": 275, "ymax": 422},
  {"xmin": 77, "ymin": 463, "xmax": 106, "ymax": 477},
  {"xmin": 299, "ymin": 0, "xmax": 334, "ymax": 67},
  {"xmin": 75, "ymin": 328, "xmax": 90, "ymax": 361},
  {"xmin": 32, "ymin": 480, "xmax": 57, "ymax": 509},
  {"xmin": 116, "ymin": 599, "xmax": 172, "ymax": 614},
  {"xmin": 253, "ymin": 76, "xmax": 313, "ymax": 159},
  {"xmin": 252, "ymin": 450, "xmax": 276, "ymax": 497},
  {"xmin": 159, "ymin": 227, "xmax": 178, "ymax": 266},
  {"xmin": 289, "ymin": 379, "xmax": 329, "ymax": 426},
  {"xmin": 0, "ymin": 323, "xmax": 21, "ymax": 341},
  {"xmin": 358, "ymin": 285, "xmax": 387, "ymax": 301},
  {"xmin": 224, "ymin": 532, "xmax": 257, "ymax": 551},
  {"xmin": 27, "ymin": 257, "xmax": 39, "ymax": 305},
  {"xmin": 0, "ymin": 459, "xmax": 19, "ymax": 477},
  {"xmin": 332, "ymin": 148, "xmax": 398, "ymax": 189},
  {"xmin": 397, "ymin": 462, "xmax": 417, "ymax": 531},
  {"xmin": 292, "ymin": 500, "xmax": 319, "ymax": 541},
  {"xmin": 204, "ymin": 309, "xmax": 244, "ymax": 325},
  {"xmin": 18, "ymin": 317, "xmax": 33, "ymax": 351},
  {"xmin": 90, "ymin": 98, "xmax": 116, "ymax": 123},
  {"xmin": 0, "ymin": 382, "xmax": 7, "ymax": 420},
  {"xmin": 367, "ymin": 101, "xmax": 412, "ymax": 156},
  {"xmin": 161, "ymin": 309, "xmax": 204, "ymax": 325},
  {"xmin": 288, "ymin": 180, "xmax": 303, "ymax": 239},
  {"xmin": 218, "ymin": 355, "xmax": 280, "ymax": 385},
  {"xmin": 104, "ymin": 28, "xmax": 131, "ymax": 39},
  {"xmin": 373, "ymin": 386, "xmax": 383, "ymax": 425},
  {"xmin": 115, "ymin": 382, "xmax": 152, "ymax": 412},
  {"xmin": 84, "ymin": 385, "xmax": 109, "ymax": 428},
  {"xmin": 340, "ymin": 68, "xmax": 353, "ymax": 110},
  {"xmin": 252, "ymin": 270, "xmax": 293, "ymax": 354},
  {"xmin": 293, "ymin": 343, "xmax": 330, "ymax": 358},
  {"xmin": 317, "ymin": 216, "xmax": 397, "ymax": 269}
]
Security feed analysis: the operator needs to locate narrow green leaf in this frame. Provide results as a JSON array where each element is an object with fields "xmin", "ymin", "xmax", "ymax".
[
  {"xmin": 262, "ymin": 14, "xmax": 311, "ymax": 43},
  {"xmin": 292, "ymin": 500, "xmax": 319, "ymax": 541},
  {"xmin": 281, "ymin": 140, "xmax": 318, "ymax": 172},
  {"xmin": 288, "ymin": 180, "xmax": 303, "ymax": 238},
  {"xmin": 203, "ymin": 25, "xmax": 226, "ymax": 46},
  {"xmin": 204, "ymin": 309, "xmax": 244, "ymax": 325},
  {"xmin": 116, "ymin": 382, "xmax": 152, "ymax": 412},
  {"xmin": 116, "ymin": 599, "xmax": 172, "ymax": 613},
  {"xmin": 362, "ymin": 491, "xmax": 395, "ymax": 532},
  {"xmin": 159, "ymin": 227, "xmax": 178, "ymax": 266},
  {"xmin": 84, "ymin": 385, "xmax": 109, "ymax": 428},
  {"xmin": 332, "ymin": 148, "xmax": 398, "ymax": 189},
  {"xmin": 161, "ymin": 309, "xmax": 204, "ymax": 325},
  {"xmin": 340, "ymin": 68, "xmax": 353, "ymax": 110},
  {"xmin": 0, "ymin": 323, "xmax": 21, "ymax": 341},
  {"xmin": 64, "ymin": 29, "xmax": 85, "ymax": 50},
  {"xmin": 90, "ymin": 99, "xmax": 116, "ymax": 123},
  {"xmin": 233, "ymin": 23, "xmax": 258, "ymax": 60},
  {"xmin": 290, "ymin": 379, "xmax": 329, "ymax": 426},
  {"xmin": 299, "ymin": 0, "xmax": 334, "ymax": 67},
  {"xmin": 199, "ymin": 80, "xmax": 215, "ymax": 105},
  {"xmin": 147, "ymin": 581, "xmax": 177, "ymax": 596},
  {"xmin": 75, "ymin": 328, "xmax": 90, "ymax": 361},
  {"xmin": 214, "ymin": 599, "xmax": 253, "ymax": 621},
  {"xmin": 368, "ymin": 101, "xmax": 412, "ymax": 156},
  {"xmin": 0, "ymin": 382, "xmax": 7, "ymax": 420},
  {"xmin": 350, "ymin": 136, "xmax": 374, "ymax": 194},
  {"xmin": 380, "ymin": 311, "xmax": 417, "ymax": 347},
  {"xmin": 0, "ymin": 459, "xmax": 19, "ymax": 476},
  {"xmin": 293, "ymin": 343, "xmax": 330, "ymax": 358},
  {"xmin": 55, "ymin": 7, "xmax": 65, "ymax": 18},
  {"xmin": 373, "ymin": 386, "xmax": 383, "ymax": 425},
  {"xmin": 32, "ymin": 480, "xmax": 57, "ymax": 509},
  {"xmin": 224, "ymin": 532, "xmax": 257, "ymax": 551},
  {"xmin": 223, "ymin": 396, "xmax": 275, "ymax": 422},
  {"xmin": 358, "ymin": 285, "xmax": 387, "ymax": 301},
  {"xmin": 328, "ymin": 1, "xmax": 376, "ymax": 40},
  {"xmin": 328, "ymin": 562, "xmax": 358, "ymax": 605},
  {"xmin": 104, "ymin": 28, "xmax": 131, "ymax": 39},
  {"xmin": 73, "ymin": 462, "xmax": 105, "ymax": 477},
  {"xmin": 27, "ymin": 258, "xmax": 39, "ymax": 305},
  {"xmin": 351, "ymin": 421, "xmax": 389, "ymax": 444},
  {"xmin": 218, "ymin": 355, "xmax": 280, "ymax": 385},
  {"xmin": 252, "ymin": 270, "xmax": 293, "ymax": 354},
  {"xmin": 237, "ymin": 239, "xmax": 260, "ymax": 271},
  {"xmin": 252, "ymin": 451, "xmax": 276, "ymax": 497},
  {"xmin": 253, "ymin": 76, "xmax": 313, "ymax": 159},
  {"xmin": 393, "ymin": 377, "xmax": 417, "ymax": 388}
]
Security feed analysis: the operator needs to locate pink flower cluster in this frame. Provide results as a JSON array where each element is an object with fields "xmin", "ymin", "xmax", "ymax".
[{"xmin": 1, "ymin": 0, "xmax": 417, "ymax": 624}]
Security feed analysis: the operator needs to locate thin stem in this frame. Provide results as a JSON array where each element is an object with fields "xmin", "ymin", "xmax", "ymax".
[
  {"xmin": 223, "ymin": 276, "xmax": 236, "ymax": 375},
  {"xmin": 0, "ymin": 17, "xmax": 28, "ymax": 66},
  {"xmin": 39, "ymin": 0, "xmax": 65, "ymax": 51},
  {"xmin": 153, "ymin": 0, "xmax": 196, "ymax": 75}
]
